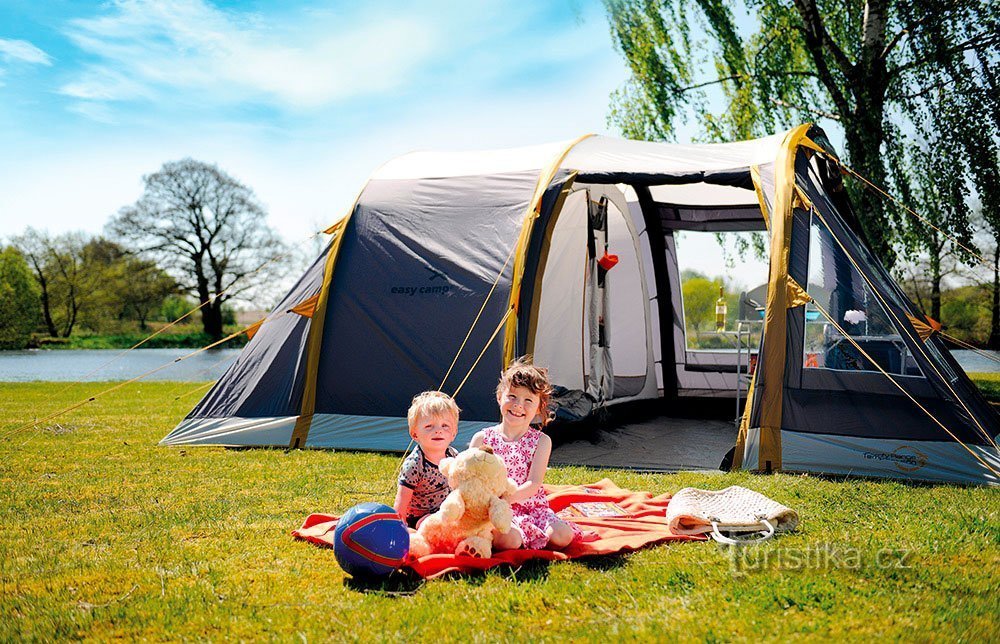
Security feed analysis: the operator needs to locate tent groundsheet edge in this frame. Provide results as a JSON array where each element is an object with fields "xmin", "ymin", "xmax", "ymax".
[{"xmin": 162, "ymin": 414, "xmax": 494, "ymax": 451}]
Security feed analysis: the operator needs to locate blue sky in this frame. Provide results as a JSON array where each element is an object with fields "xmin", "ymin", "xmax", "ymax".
[
  {"xmin": 0, "ymin": 1, "xmax": 632, "ymax": 240},
  {"xmin": 0, "ymin": 0, "xmax": 771, "ymax": 288}
]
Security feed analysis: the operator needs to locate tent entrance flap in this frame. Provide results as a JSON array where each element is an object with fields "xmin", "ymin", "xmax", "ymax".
[
  {"xmin": 586, "ymin": 193, "xmax": 613, "ymax": 401},
  {"xmin": 529, "ymin": 183, "xmax": 657, "ymax": 405}
]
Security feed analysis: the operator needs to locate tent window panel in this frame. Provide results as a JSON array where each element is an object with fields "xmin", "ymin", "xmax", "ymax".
[
  {"xmin": 673, "ymin": 230, "xmax": 768, "ymax": 351},
  {"xmin": 803, "ymin": 213, "xmax": 923, "ymax": 377}
]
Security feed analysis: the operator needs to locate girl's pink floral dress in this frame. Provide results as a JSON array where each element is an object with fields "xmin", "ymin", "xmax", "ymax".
[{"xmin": 480, "ymin": 425, "xmax": 582, "ymax": 549}]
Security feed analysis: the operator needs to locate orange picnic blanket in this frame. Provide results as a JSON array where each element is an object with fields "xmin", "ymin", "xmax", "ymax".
[{"xmin": 292, "ymin": 478, "xmax": 705, "ymax": 579}]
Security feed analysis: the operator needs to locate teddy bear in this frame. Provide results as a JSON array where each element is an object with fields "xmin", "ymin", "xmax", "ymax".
[{"xmin": 407, "ymin": 446, "xmax": 517, "ymax": 559}]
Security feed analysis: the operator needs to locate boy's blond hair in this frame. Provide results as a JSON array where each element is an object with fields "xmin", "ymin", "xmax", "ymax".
[{"xmin": 407, "ymin": 391, "xmax": 460, "ymax": 430}]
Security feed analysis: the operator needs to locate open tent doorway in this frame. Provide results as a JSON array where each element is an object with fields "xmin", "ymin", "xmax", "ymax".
[
  {"xmin": 529, "ymin": 183, "xmax": 658, "ymax": 407},
  {"xmin": 530, "ymin": 181, "xmax": 771, "ymax": 471}
]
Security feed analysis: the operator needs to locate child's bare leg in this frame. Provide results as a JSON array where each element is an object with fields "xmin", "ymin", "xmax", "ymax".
[
  {"xmin": 492, "ymin": 526, "xmax": 522, "ymax": 551},
  {"xmin": 545, "ymin": 519, "xmax": 575, "ymax": 549}
]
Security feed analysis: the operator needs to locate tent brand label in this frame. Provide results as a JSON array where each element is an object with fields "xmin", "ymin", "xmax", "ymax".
[
  {"xmin": 390, "ymin": 266, "xmax": 453, "ymax": 296},
  {"xmin": 389, "ymin": 285, "xmax": 451, "ymax": 296},
  {"xmin": 862, "ymin": 446, "xmax": 928, "ymax": 472}
]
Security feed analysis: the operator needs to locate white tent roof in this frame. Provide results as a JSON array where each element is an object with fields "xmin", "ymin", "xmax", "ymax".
[
  {"xmin": 371, "ymin": 132, "xmax": 787, "ymax": 181},
  {"xmin": 372, "ymin": 140, "xmax": 571, "ymax": 181},
  {"xmin": 565, "ymin": 133, "xmax": 785, "ymax": 176}
]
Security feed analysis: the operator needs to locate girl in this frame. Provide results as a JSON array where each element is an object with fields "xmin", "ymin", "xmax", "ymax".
[{"xmin": 469, "ymin": 358, "xmax": 580, "ymax": 550}]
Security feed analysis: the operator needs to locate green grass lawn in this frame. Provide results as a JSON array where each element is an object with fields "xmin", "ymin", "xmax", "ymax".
[
  {"xmin": 973, "ymin": 372, "xmax": 1000, "ymax": 404},
  {"xmin": 1, "ymin": 382, "xmax": 997, "ymax": 641}
]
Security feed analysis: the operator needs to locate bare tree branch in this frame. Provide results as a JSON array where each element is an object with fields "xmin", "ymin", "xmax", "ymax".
[
  {"xmin": 107, "ymin": 159, "xmax": 288, "ymax": 339},
  {"xmin": 790, "ymin": 22, "xmax": 852, "ymax": 116},
  {"xmin": 889, "ymin": 32, "xmax": 1000, "ymax": 78},
  {"xmin": 792, "ymin": 0, "xmax": 855, "ymax": 79},
  {"xmin": 769, "ymin": 97, "xmax": 842, "ymax": 121}
]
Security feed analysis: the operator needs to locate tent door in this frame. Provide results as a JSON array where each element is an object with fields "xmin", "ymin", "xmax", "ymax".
[
  {"xmin": 531, "ymin": 184, "xmax": 657, "ymax": 406},
  {"xmin": 586, "ymin": 194, "xmax": 614, "ymax": 402}
]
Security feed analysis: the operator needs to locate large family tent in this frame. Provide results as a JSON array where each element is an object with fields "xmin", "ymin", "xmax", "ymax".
[{"xmin": 161, "ymin": 124, "xmax": 1000, "ymax": 486}]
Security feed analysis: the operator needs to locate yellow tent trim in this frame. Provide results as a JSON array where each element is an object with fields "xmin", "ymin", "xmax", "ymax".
[
  {"xmin": 756, "ymin": 123, "xmax": 815, "ymax": 472},
  {"xmin": 799, "ymin": 136, "xmax": 831, "ymax": 158},
  {"xmin": 735, "ymin": 166, "xmax": 811, "ymax": 471},
  {"xmin": 749, "ymin": 165, "xmax": 770, "ymax": 232},
  {"xmin": 288, "ymin": 293, "xmax": 321, "ymax": 318},
  {"xmin": 906, "ymin": 313, "xmax": 940, "ymax": 341},
  {"xmin": 525, "ymin": 173, "xmax": 579, "ymax": 358},
  {"xmin": 288, "ymin": 205, "xmax": 357, "ymax": 449},
  {"xmin": 732, "ymin": 367, "xmax": 756, "ymax": 471},
  {"xmin": 244, "ymin": 319, "xmax": 264, "ymax": 341},
  {"xmin": 794, "ymin": 185, "xmax": 813, "ymax": 212},
  {"xmin": 502, "ymin": 134, "xmax": 594, "ymax": 368},
  {"xmin": 786, "ymin": 277, "xmax": 812, "ymax": 309},
  {"xmin": 734, "ymin": 164, "xmax": 773, "ymax": 469}
]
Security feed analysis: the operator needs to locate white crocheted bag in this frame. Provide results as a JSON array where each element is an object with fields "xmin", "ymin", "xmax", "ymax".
[{"xmin": 666, "ymin": 485, "xmax": 799, "ymax": 544}]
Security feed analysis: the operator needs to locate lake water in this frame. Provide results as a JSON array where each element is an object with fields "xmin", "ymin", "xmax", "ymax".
[
  {"xmin": 0, "ymin": 348, "xmax": 241, "ymax": 382},
  {"xmin": 0, "ymin": 348, "xmax": 995, "ymax": 382},
  {"xmin": 954, "ymin": 349, "xmax": 1000, "ymax": 373}
]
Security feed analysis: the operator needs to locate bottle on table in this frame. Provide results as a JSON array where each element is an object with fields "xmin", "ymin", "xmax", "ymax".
[{"xmin": 715, "ymin": 286, "xmax": 727, "ymax": 332}]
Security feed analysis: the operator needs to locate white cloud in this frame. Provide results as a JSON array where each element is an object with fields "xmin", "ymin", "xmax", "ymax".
[
  {"xmin": 60, "ymin": 65, "xmax": 152, "ymax": 101},
  {"xmin": 1, "ymin": 0, "xmax": 639, "ymax": 279},
  {"xmin": 0, "ymin": 38, "xmax": 53, "ymax": 65},
  {"xmin": 0, "ymin": 44, "xmax": 628, "ymax": 244},
  {"xmin": 65, "ymin": 100, "xmax": 120, "ymax": 124},
  {"xmin": 56, "ymin": 1, "xmax": 615, "ymax": 117},
  {"xmin": 60, "ymin": 0, "xmax": 440, "ymax": 108}
]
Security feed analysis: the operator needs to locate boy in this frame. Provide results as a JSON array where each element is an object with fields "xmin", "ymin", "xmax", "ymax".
[{"xmin": 393, "ymin": 391, "xmax": 460, "ymax": 528}]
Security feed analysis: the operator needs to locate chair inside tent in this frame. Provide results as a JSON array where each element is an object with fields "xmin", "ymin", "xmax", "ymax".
[{"xmin": 162, "ymin": 124, "xmax": 1000, "ymax": 486}]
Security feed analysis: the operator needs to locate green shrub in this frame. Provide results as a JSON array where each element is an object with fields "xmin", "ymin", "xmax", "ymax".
[
  {"xmin": 160, "ymin": 295, "xmax": 199, "ymax": 322},
  {"xmin": 0, "ymin": 247, "xmax": 40, "ymax": 349}
]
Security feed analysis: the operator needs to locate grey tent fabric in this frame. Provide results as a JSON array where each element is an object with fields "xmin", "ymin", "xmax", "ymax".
[
  {"xmin": 775, "ymin": 154, "xmax": 996, "ymax": 447},
  {"xmin": 163, "ymin": 126, "xmax": 999, "ymax": 485},
  {"xmin": 177, "ymin": 244, "xmax": 329, "ymax": 422},
  {"xmin": 312, "ymin": 171, "xmax": 571, "ymax": 423}
]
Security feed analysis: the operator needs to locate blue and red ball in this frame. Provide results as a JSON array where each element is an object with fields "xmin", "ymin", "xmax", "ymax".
[{"xmin": 333, "ymin": 502, "xmax": 409, "ymax": 578}]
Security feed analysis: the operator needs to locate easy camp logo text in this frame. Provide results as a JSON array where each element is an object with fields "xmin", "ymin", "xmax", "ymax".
[
  {"xmin": 389, "ymin": 266, "xmax": 452, "ymax": 297},
  {"xmin": 862, "ymin": 445, "xmax": 928, "ymax": 472}
]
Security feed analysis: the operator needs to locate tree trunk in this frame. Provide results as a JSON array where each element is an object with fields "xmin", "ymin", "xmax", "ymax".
[
  {"xmin": 929, "ymin": 250, "xmax": 941, "ymax": 322},
  {"xmin": 203, "ymin": 301, "xmax": 223, "ymax": 341},
  {"xmin": 989, "ymin": 242, "xmax": 1000, "ymax": 349},
  {"xmin": 39, "ymin": 281, "xmax": 57, "ymax": 337},
  {"xmin": 843, "ymin": 4, "xmax": 893, "ymax": 268},
  {"xmin": 843, "ymin": 89, "xmax": 892, "ymax": 267},
  {"xmin": 27, "ymin": 258, "xmax": 58, "ymax": 337},
  {"xmin": 192, "ymin": 253, "xmax": 222, "ymax": 340},
  {"xmin": 61, "ymin": 293, "xmax": 78, "ymax": 338}
]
